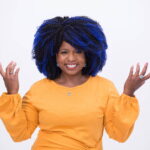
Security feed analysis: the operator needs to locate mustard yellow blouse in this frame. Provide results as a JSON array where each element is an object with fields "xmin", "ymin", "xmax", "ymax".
[{"xmin": 0, "ymin": 75, "xmax": 139, "ymax": 150}]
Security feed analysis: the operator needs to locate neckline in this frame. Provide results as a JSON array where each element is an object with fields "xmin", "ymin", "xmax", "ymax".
[{"xmin": 50, "ymin": 76, "xmax": 91, "ymax": 90}]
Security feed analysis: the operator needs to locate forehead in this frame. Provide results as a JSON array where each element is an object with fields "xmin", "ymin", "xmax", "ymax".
[{"xmin": 59, "ymin": 41, "xmax": 76, "ymax": 50}]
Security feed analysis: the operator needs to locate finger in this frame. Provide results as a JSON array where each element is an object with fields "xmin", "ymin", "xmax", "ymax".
[
  {"xmin": 10, "ymin": 62, "xmax": 17, "ymax": 75},
  {"xmin": 0, "ymin": 63, "xmax": 5, "ymax": 77},
  {"xmin": 14, "ymin": 68, "xmax": 20, "ymax": 77},
  {"xmin": 140, "ymin": 62, "xmax": 148, "ymax": 76},
  {"xmin": 128, "ymin": 65, "xmax": 134, "ymax": 78},
  {"xmin": 134, "ymin": 63, "xmax": 140, "ymax": 77},
  {"xmin": 6, "ymin": 61, "xmax": 14, "ymax": 77},
  {"xmin": 143, "ymin": 72, "xmax": 150, "ymax": 80}
]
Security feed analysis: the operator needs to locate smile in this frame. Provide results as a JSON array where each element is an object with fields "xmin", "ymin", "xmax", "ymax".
[{"xmin": 66, "ymin": 64, "xmax": 77, "ymax": 69}]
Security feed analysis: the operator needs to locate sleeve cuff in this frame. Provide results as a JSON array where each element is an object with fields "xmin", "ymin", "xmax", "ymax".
[
  {"xmin": 121, "ymin": 93, "xmax": 138, "ymax": 103},
  {"xmin": 1, "ymin": 92, "xmax": 21, "ymax": 101},
  {"xmin": 2, "ymin": 92, "xmax": 20, "ymax": 96}
]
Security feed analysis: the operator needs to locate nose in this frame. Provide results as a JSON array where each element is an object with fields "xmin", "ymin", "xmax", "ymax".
[{"xmin": 67, "ymin": 52, "xmax": 77, "ymax": 61}]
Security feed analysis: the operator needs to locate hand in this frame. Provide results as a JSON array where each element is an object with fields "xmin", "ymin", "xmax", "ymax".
[
  {"xmin": 123, "ymin": 63, "xmax": 150, "ymax": 97},
  {"xmin": 0, "ymin": 61, "xmax": 20, "ymax": 94}
]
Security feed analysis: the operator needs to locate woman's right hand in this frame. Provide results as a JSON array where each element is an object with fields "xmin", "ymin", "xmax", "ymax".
[{"xmin": 0, "ymin": 61, "xmax": 20, "ymax": 94}]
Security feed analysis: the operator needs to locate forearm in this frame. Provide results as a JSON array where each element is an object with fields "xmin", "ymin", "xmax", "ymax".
[
  {"xmin": 2, "ymin": 114, "xmax": 37, "ymax": 142},
  {"xmin": 0, "ymin": 92, "xmax": 38, "ymax": 142},
  {"xmin": 104, "ymin": 94, "xmax": 139, "ymax": 142}
]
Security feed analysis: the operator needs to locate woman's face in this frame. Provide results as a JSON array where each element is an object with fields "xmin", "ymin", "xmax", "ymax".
[{"xmin": 56, "ymin": 41, "xmax": 86, "ymax": 77}]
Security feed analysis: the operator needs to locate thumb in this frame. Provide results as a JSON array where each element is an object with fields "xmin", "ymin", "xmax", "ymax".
[{"xmin": 0, "ymin": 62, "xmax": 5, "ymax": 77}]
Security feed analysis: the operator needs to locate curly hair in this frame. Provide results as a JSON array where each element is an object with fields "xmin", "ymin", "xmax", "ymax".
[{"xmin": 32, "ymin": 16, "xmax": 108, "ymax": 79}]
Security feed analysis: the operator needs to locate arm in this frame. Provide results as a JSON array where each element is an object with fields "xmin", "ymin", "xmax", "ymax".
[
  {"xmin": 104, "ymin": 82, "xmax": 139, "ymax": 142},
  {"xmin": 0, "ymin": 61, "xmax": 38, "ymax": 142},
  {"xmin": 104, "ymin": 63, "xmax": 150, "ymax": 142}
]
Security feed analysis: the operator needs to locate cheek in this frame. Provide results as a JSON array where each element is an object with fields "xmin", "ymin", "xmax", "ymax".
[
  {"xmin": 56, "ymin": 55, "xmax": 64, "ymax": 63},
  {"xmin": 79, "ymin": 55, "xmax": 86, "ymax": 63}
]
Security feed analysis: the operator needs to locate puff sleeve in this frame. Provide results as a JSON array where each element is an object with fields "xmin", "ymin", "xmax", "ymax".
[
  {"xmin": 104, "ymin": 81, "xmax": 139, "ymax": 142},
  {"xmin": 0, "ymin": 88, "xmax": 39, "ymax": 142}
]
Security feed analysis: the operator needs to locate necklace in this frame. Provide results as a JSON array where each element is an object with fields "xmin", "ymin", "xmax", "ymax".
[{"xmin": 67, "ymin": 92, "xmax": 72, "ymax": 96}]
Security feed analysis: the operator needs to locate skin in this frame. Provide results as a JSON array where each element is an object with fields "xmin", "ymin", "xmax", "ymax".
[{"xmin": 0, "ymin": 41, "xmax": 150, "ymax": 96}]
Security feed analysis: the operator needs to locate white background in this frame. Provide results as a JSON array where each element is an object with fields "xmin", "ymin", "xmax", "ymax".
[{"xmin": 0, "ymin": 0, "xmax": 150, "ymax": 150}]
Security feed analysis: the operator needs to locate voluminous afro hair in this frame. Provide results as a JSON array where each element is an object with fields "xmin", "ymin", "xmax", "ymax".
[{"xmin": 32, "ymin": 16, "xmax": 108, "ymax": 80}]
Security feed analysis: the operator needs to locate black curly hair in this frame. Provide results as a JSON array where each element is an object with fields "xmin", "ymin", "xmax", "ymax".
[{"xmin": 32, "ymin": 16, "xmax": 108, "ymax": 79}]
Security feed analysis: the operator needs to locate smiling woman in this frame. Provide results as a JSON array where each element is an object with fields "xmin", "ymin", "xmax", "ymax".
[
  {"xmin": 32, "ymin": 16, "xmax": 107, "ymax": 80},
  {"xmin": 0, "ymin": 16, "xmax": 150, "ymax": 150}
]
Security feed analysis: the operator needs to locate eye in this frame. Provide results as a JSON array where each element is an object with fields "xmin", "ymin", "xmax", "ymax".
[{"xmin": 59, "ymin": 50, "xmax": 68, "ymax": 54}]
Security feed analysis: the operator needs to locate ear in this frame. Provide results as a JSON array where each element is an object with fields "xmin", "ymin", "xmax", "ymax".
[{"xmin": 55, "ymin": 53, "xmax": 58, "ymax": 62}]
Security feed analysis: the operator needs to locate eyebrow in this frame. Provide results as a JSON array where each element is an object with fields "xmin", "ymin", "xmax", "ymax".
[
  {"xmin": 59, "ymin": 49, "xmax": 75, "ymax": 51},
  {"xmin": 59, "ymin": 49, "xmax": 69, "ymax": 51},
  {"xmin": 59, "ymin": 48, "xmax": 83, "ymax": 52}
]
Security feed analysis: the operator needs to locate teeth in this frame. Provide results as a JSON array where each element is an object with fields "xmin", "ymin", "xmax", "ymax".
[{"xmin": 67, "ymin": 65, "xmax": 77, "ymax": 68}]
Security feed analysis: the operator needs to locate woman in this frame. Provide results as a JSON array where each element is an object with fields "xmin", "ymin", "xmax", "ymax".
[{"xmin": 0, "ymin": 16, "xmax": 150, "ymax": 150}]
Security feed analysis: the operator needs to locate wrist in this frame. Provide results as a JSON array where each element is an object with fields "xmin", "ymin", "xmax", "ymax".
[
  {"xmin": 123, "ymin": 89, "xmax": 134, "ymax": 97},
  {"xmin": 7, "ymin": 91, "xmax": 18, "ymax": 95}
]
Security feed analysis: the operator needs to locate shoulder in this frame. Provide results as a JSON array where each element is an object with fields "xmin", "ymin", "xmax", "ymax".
[
  {"xmin": 92, "ymin": 75, "xmax": 114, "ymax": 86},
  {"xmin": 28, "ymin": 78, "xmax": 52, "ymax": 92},
  {"xmin": 92, "ymin": 75, "xmax": 117, "ymax": 94}
]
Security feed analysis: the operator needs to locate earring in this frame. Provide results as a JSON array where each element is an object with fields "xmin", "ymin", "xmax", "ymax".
[
  {"xmin": 57, "ymin": 63, "xmax": 59, "ymax": 67},
  {"xmin": 84, "ymin": 64, "xmax": 86, "ymax": 67}
]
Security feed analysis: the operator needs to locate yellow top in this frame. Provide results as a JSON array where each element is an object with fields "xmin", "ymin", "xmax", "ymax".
[{"xmin": 0, "ymin": 75, "xmax": 139, "ymax": 150}]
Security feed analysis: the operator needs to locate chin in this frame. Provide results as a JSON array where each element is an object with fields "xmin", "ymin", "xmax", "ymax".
[
  {"xmin": 65, "ymin": 72, "xmax": 81, "ymax": 76},
  {"xmin": 62, "ymin": 70, "xmax": 82, "ymax": 76}
]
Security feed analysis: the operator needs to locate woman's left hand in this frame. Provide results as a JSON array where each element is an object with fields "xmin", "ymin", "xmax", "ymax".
[{"xmin": 123, "ymin": 63, "xmax": 150, "ymax": 97}]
